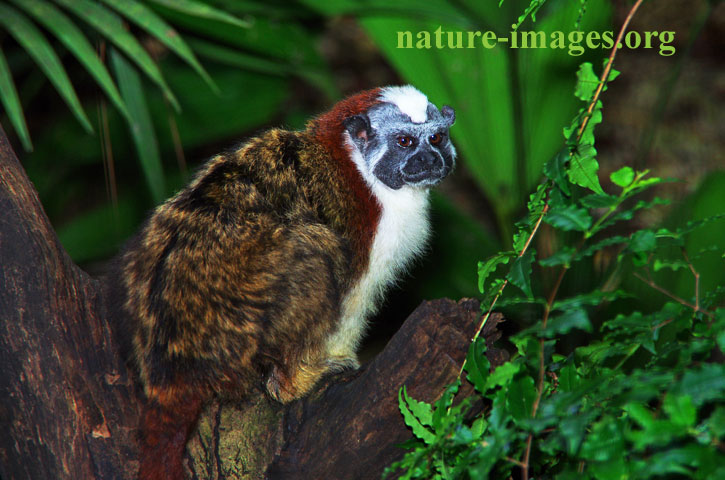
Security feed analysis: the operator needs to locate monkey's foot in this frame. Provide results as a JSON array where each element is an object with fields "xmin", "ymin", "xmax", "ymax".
[
  {"xmin": 325, "ymin": 355, "xmax": 360, "ymax": 372},
  {"xmin": 266, "ymin": 361, "xmax": 331, "ymax": 404}
]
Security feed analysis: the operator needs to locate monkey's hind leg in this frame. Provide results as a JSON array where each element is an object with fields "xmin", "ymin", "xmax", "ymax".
[
  {"xmin": 263, "ymin": 224, "xmax": 351, "ymax": 404},
  {"xmin": 138, "ymin": 385, "xmax": 205, "ymax": 480}
]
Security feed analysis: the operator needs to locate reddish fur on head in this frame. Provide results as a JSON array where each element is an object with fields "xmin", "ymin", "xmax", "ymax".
[{"xmin": 307, "ymin": 88, "xmax": 383, "ymax": 274}]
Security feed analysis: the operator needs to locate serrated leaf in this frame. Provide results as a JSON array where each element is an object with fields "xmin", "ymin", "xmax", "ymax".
[
  {"xmin": 578, "ymin": 106, "xmax": 603, "ymax": 146},
  {"xmin": 624, "ymin": 402, "xmax": 655, "ymax": 428},
  {"xmin": 574, "ymin": 62, "xmax": 598, "ymax": 101},
  {"xmin": 575, "ymin": 236, "xmax": 629, "ymax": 261},
  {"xmin": 653, "ymin": 258, "xmax": 689, "ymax": 272},
  {"xmin": 568, "ymin": 147, "xmax": 604, "ymax": 194},
  {"xmin": 544, "ymin": 147, "xmax": 570, "ymax": 196},
  {"xmin": 542, "ymin": 308, "xmax": 592, "ymax": 337},
  {"xmin": 706, "ymin": 406, "xmax": 725, "ymax": 437},
  {"xmin": 464, "ymin": 338, "xmax": 490, "ymax": 395},
  {"xmin": 663, "ymin": 393, "xmax": 696, "ymax": 428},
  {"xmin": 399, "ymin": 386, "xmax": 436, "ymax": 445},
  {"xmin": 506, "ymin": 249, "xmax": 534, "ymax": 299},
  {"xmin": 553, "ymin": 290, "xmax": 629, "ymax": 311},
  {"xmin": 629, "ymin": 229, "xmax": 656, "ymax": 253},
  {"xmin": 671, "ymin": 363, "xmax": 725, "ymax": 406},
  {"xmin": 12, "ymin": 0, "xmax": 131, "ymax": 122},
  {"xmin": 484, "ymin": 361, "xmax": 520, "ymax": 391},
  {"xmin": 56, "ymin": 0, "xmax": 179, "ymax": 111},
  {"xmin": 100, "ymin": 0, "xmax": 218, "ymax": 93},
  {"xmin": 610, "ymin": 166, "xmax": 635, "ymax": 188},
  {"xmin": 0, "ymin": 3, "xmax": 92, "ymax": 132},
  {"xmin": 545, "ymin": 204, "xmax": 592, "ymax": 232},
  {"xmin": 432, "ymin": 380, "xmax": 460, "ymax": 429},
  {"xmin": 477, "ymin": 252, "xmax": 514, "ymax": 294},
  {"xmin": 0, "ymin": 46, "xmax": 31, "ymax": 150},
  {"xmin": 581, "ymin": 416, "xmax": 625, "ymax": 462},
  {"xmin": 540, "ymin": 246, "xmax": 576, "ymax": 267}
]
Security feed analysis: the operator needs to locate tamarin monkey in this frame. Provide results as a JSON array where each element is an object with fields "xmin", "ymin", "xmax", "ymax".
[{"xmin": 108, "ymin": 85, "xmax": 456, "ymax": 479}]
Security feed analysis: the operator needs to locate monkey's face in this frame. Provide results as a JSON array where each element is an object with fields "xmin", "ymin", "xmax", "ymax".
[{"xmin": 344, "ymin": 100, "xmax": 456, "ymax": 191}]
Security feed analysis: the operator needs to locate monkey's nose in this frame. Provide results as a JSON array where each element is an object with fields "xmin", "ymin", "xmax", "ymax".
[{"xmin": 401, "ymin": 152, "xmax": 442, "ymax": 178}]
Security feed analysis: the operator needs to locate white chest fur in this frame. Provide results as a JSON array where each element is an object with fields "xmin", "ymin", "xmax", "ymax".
[{"xmin": 324, "ymin": 167, "xmax": 431, "ymax": 364}]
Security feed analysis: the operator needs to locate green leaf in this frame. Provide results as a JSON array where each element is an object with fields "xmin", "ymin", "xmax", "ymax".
[
  {"xmin": 663, "ymin": 393, "xmax": 696, "ymax": 428},
  {"xmin": 574, "ymin": 236, "xmax": 629, "ymax": 261},
  {"xmin": 187, "ymin": 38, "xmax": 293, "ymax": 76},
  {"xmin": 477, "ymin": 252, "xmax": 514, "ymax": 294},
  {"xmin": 506, "ymin": 249, "xmax": 534, "ymax": 298},
  {"xmin": 568, "ymin": 145, "xmax": 604, "ymax": 194},
  {"xmin": 0, "ymin": 46, "xmax": 32, "ymax": 150},
  {"xmin": 545, "ymin": 204, "xmax": 592, "ymax": 232},
  {"xmin": 99, "ymin": 0, "xmax": 218, "ymax": 93},
  {"xmin": 147, "ymin": 0, "xmax": 251, "ymax": 28},
  {"xmin": 55, "ymin": 0, "xmax": 179, "ymax": 110},
  {"xmin": 671, "ymin": 363, "xmax": 725, "ymax": 406},
  {"xmin": 111, "ymin": 48, "xmax": 165, "ymax": 203},
  {"xmin": 12, "ymin": 0, "xmax": 131, "ymax": 122},
  {"xmin": 542, "ymin": 308, "xmax": 592, "ymax": 338},
  {"xmin": 506, "ymin": 375, "xmax": 537, "ymax": 422},
  {"xmin": 543, "ymin": 147, "xmax": 570, "ymax": 196},
  {"xmin": 558, "ymin": 363, "xmax": 580, "ymax": 392},
  {"xmin": 399, "ymin": 386, "xmax": 436, "ymax": 445},
  {"xmin": 432, "ymin": 380, "xmax": 460, "ymax": 429},
  {"xmin": 706, "ymin": 406, "xmax": 725, "ymax": 438},
  {"xmin": 580, "ymin": 192, "xmax": 619, "ymax": 208},
  {"xmin": 653, "ymin": 258, "xmax": 689, "ymax": 272},
  {"xmin": 581, "ymin": 416, "xmax": 625, "ymax": 462},
  {"xmin": 629, "ymin": 229, "xmax": 657, "ymax": 253},
  {"xmin": 0, "ymin": 3, "xmax": 93, "ymax": 132},
  {"xmin": 539, "ymin": 246, "xmax": 576, "ymax": 267},
  {"xmin": 610, "ymin": 166, "xmax": 635, "ymax": 188},
  {"xmin": 464, "ymin": 338, "xmax": 490, "ymax": 395},
  {"xmin": 574, "ymin": 62, "xmax": 598, "ymax": 101},
  {"xmin": 484, "ymin": 362, "xmax": 520, "ymax": 392}
]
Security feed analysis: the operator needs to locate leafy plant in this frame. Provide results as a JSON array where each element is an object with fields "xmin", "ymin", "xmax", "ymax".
[
  {"xmin": 385, "ymin": 2, "xmax": 725, "ymax": 478},
  {"xmin": 0, "ymin": 0, "xmax": 336, "ymax": 263},
  {"xmin": 0, "ymin": 0, "xmax": 334, "ymax": 202}
]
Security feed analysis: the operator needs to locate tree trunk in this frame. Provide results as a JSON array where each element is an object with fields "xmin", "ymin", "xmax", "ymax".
[{"xmin": 0, "ymin": 125, "xmax": 507, "ymax": 480}]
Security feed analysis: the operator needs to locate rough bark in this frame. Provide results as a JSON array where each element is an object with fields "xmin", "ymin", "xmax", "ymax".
[
  {"xmin": 0, "ymin": 125, "xmax": 507, "ymax": 480},
  {"xmin": 0, "ymin": 125, "xmax": 140, "ymax": 479}
]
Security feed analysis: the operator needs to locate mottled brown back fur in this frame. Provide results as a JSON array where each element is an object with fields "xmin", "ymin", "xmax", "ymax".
[{"xmin": 116, "ymin": 127, "xmax": 382, "ymax": 479}]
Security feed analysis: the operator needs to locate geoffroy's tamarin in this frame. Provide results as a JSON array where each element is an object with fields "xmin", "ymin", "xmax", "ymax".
[{"xmin": 108, "ymin": 85, "xmax": 456, "ymax": 479}]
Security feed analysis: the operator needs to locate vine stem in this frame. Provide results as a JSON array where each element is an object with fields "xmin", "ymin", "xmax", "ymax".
[
  {"xmin": 632, "ymin": 271, "xmax": 713, "ymax": 319},
  {"xmin": 576, "ymin": 0, "xmax": 645, "ymax": 142},
  {"xmin": 521, "ymin": 1, "xmax": 646, "ymax": 479},
  {"xmin": 456, "ymin": 202, "xmax": 550, "ymax": 382}
]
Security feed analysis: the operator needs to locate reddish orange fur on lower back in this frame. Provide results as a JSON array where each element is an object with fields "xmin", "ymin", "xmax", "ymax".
[{"xmin": 138, "ymin": 391, "xmax": 204, "ymax": 480}]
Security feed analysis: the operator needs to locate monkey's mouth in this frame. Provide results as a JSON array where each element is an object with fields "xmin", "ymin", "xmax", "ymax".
[{"xmin": 400, "ymin": 152, "xmax": 451, "ymax": 186}]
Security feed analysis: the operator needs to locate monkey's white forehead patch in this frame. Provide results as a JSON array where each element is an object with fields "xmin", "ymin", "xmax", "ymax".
[{"xmin": 379, "ymin": 85, "xmax": 429, "ymax": 124}]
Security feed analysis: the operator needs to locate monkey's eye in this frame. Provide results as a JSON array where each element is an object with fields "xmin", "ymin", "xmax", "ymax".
[
  {"xmin": 429, "ymin": 133, "xmax": 443, "ymax": 145},
  {"xmin": 397, "ymin": 136, "xmax": 415, "ymax": 148}
]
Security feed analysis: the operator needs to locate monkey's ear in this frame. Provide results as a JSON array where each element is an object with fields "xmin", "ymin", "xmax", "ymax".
[
  {"xmin": 441, "ymin": 105, "xmax": 455, "ymax": 126},
  {"xmin": 343, "ymin": 114, "xmax": 372, "ymax": 142}
]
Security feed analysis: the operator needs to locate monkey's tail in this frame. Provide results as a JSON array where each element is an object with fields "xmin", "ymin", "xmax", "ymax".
[{"xmin": 138, "ymin": 389, "xmax": 204, "ymax": 480}]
